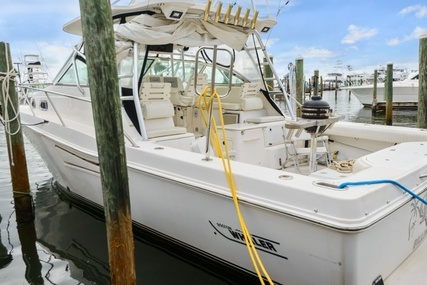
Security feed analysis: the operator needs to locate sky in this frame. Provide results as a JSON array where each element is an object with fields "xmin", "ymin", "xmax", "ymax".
[{"xmin": 1, "ymin": 0, "xmax": 426, "ymax": 80}]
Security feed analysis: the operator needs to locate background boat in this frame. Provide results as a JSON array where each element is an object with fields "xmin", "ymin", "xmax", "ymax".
[{"xmin": 343, "ymin": 71, "xmax": 419, "ymax": 107}]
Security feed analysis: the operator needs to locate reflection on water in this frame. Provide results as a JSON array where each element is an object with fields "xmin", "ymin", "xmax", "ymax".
[
  {"xmin": 0, "ymin": 91, "xmax": 419, "ymax": 284},
  {"xmin": 0, "ymin": 215, "xmax": 13, "ymax": 270}
]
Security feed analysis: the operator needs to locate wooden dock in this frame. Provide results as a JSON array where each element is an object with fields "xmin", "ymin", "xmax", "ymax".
[{"xmin": 372, "ymin": 101, "xmax": 417, "ymax": 113}]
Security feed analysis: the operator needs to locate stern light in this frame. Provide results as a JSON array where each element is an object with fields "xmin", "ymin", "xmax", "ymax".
[{"xmin": 161, "ymin": 3, "xmax": 190, "ymax": 20}]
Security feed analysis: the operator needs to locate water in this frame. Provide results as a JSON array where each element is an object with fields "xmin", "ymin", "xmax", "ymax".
[
  {"xmin": 321, "ymin": 90, "xmax": 417, "ymax": 127},
  {"xmin": 0, "ymin": 91, "xmax": 418, "ymax": 284}
]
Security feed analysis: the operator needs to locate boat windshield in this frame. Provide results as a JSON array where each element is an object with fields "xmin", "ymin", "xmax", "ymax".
[{"xmin": 116, "ymin": 45, "xmax": 255, "ymax": 90}]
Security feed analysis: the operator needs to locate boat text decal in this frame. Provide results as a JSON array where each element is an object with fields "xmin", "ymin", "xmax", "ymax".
[
  {"xmin": 408, "ymin": 191, "xmax": 427, "ymax": 249},
  {"xmin": 209, "ymin": 221, "xmax": 288, "ymax": 260}
]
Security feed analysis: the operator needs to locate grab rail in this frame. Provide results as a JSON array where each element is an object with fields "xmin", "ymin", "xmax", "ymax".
[
  {"xmin": 194, "ymin": 46, "xmax": 234, "ymax": 97},
  {"xmin": 22, "ymin": 86, "xmax": 139, "ymax": 147}
]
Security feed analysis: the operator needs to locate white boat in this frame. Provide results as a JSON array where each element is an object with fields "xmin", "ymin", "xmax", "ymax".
[
  {"xmin": 17, "ymin": 1, "xmax": 427, "ymax": 284},
  {"xmin": 17, "ymin": 54, "xmax": 52, "ymax": 104},
  {"xmin": 345, "ymin": 72, "xmax": 369, "ymax": 86},
  {"xmin": 322, "ymin": 72, "xmax": 344, "ymax": 90},
  {"xmin": 365, "ymin": 66, "xmax": 410, "ymax": 83},
  {"xmin": 344, "ymin": 72, "xmax": 419, "ymax": 107}
]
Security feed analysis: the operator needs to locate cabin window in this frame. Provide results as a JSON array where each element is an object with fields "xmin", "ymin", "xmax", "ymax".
[
  {"xmin": 40, "ymin": 100, "xmax": 48, "ymax": 110},
  {"xmin": 118, "ymin": 56, "xmax": 153, "ymax": 88},
  {"xmin": 203, "ymin": 65, "xmax": 244, "ymax": 85},
  {"xmin": 57, "ymin": 58, "xmax": 88, "ymax": 85}
]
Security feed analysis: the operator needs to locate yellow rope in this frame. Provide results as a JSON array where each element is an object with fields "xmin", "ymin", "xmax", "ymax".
[{"xmin": 198, "ymin": 86, "xmax": 274, "ymax": 285}]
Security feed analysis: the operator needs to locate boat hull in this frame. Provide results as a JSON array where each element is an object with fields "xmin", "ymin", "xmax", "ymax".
[
  {"xmin": 21, "ymin": 114, "xmax": 427, "ymax": 285},
  {"xmin": 345, "ymin": 81, "xmax": 418, "ymax": 107}
]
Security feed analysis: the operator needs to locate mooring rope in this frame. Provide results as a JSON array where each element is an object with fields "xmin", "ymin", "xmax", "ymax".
[
  {"xmin": 339, "ymin": 179, "xmax": 427, "ymax": 205},
  {"xmin": 329, "ymin": 159, "xmax": 355, "ymax": 173},
  {"xmin": 0, "ymin": 45, "xmax": 21, "ymax": 166}
]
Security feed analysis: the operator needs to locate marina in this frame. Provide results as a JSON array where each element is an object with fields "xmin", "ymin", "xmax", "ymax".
[{"xmin": 1, "ymin": 1, "xmax": 427, "ymax": 284}]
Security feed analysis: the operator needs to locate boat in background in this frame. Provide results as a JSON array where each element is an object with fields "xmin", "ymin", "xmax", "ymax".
[
  {"xmin": 345, "ymin": 72, "xmax": 369, "ymax": 86},
  {"xmin": 17, "ymin": 1, "xmax": 427, "ymax": 284},
  {"xmin": 17, "ymin": 54, "xmax": 52, "ymax": 104},
  {"xmin": 344, "ymin": 71, "xmax": 418, "ymax": 107},
  {"xmin": 322, "ymin": 72, "xmax": 344, "ymax": 90}
]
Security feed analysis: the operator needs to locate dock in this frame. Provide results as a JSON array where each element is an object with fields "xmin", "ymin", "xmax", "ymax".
[{"xmin": 371, "ymin": 101, "xmax": 418, "ymax": 113}]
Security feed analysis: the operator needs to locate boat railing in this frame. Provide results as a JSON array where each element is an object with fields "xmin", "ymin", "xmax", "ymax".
[
  {"xmin": 72, "ymin": 46, "xmax": 87, "ymax": 96},
  {"xmin": 22, "ymin": 85, "xmax": 139, "ymax": 147},
  {"xmin": 245, "ymin": 31, "xmax": 297, "ymax": 120},
  {"xmin": 194, "ymin": 46, "xmax": 234, "ymax": 97}
]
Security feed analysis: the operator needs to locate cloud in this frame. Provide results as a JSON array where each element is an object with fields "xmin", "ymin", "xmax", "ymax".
[
  {"xmin": 387, "ymin": 26, "xmax": 427, "ymax": 46},
  {"xmin": 274, "ymin": 46, "xmax": 337, "ymax": 60},
  {"xmin": 341, "ymin": 25, "xmax": 378, "ymax": 44},
  {"xmin": 300, "ymin": 47, "xmax": 336, "ymax": 59},
  {"xmin": 399, "ymin": 5, "xmax": 427, "ymax": 18}
]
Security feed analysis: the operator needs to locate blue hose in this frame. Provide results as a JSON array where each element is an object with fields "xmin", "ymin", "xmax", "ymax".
[{"xmin": 338, "ymin": 179, "xmax": 427, "ymax": 205}]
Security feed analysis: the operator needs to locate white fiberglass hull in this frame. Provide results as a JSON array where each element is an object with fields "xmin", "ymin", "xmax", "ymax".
[
  {"xmin": 346, "ymin": 81, "xmax": 418, "ymax": 107},
  {"xmin": 21, "ymin": 111, "xmax": 427, "ymax": 285}
]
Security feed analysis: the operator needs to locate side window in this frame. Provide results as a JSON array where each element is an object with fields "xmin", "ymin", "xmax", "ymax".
[{"xmin": 57, "ymin": 58, "xmax": 88, "ymax": 85}]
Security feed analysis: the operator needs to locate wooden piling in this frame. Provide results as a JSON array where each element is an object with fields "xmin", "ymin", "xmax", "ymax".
[
  {"xmin": 320, "ymin": 76, "xmax": 323, "ymax": 97},
  {"xmin": 313, "ymin": 70, "xmax": 319, "ymax": 96},
  {"xmin": 418, "ymin": 33, "xmax": 427, "ymax": 128},
  {"xmin": 372, "ymin": 69, "xmax": 378, "ymax": 114},
  {"xmin": 0, "ymin": 42, "xmax": 33, "ymax": 224},
  {"xmin": 385, "ymin": 63, "xmax": 393, "ymax": 125},
  {"xmin": 295, "ymin": 56, "xmax": 303, "ymax": 117},
  {"xmin": 334, "ymin": 76, "xmax": 338, "ymax": 98},
  {"xmin": 77, "ymin": 1, "xmax": 136, "ymax": 284}
]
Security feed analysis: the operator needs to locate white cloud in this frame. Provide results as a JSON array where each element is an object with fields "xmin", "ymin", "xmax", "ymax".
[
  {"xmin": 399, "ymin": 5, "xmax": 427, "ymax": 18},
  {"xmin": 341, "ymin": 25, "xmax": 378, "ymax": 44},
  {"xmin": 272, "ymin": 46, "xmax": 338, "ymax": 65},
  {"xmin": 387, "ymin": 38, "xmax": 400, "ymax": 46},
  {"xmin": 300, "ymin": 47, "xmax": 336, "ymax": 59},
  {"xmin": 387, "ymin": 26, "xmax": 427, "ymax": 46}
]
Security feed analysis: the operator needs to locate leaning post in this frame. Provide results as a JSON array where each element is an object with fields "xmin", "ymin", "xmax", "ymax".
[
  {"xmin": 0, "ymin": 42, "xmax": 33, "ymax": 224},
  {"xmin": 418, "ymin": 32, "xmax": 427, "ymax": 128},
  {"xmin": 77, "ymin": 1, "xmax": 136, "ymax": 284},
  {"xmin": 295, "ymin": 56, "xmax": 304, "ymax": 117},
  {"xmin": 385, "ymin": 63, "xmax": 393, "ymax": 125}
]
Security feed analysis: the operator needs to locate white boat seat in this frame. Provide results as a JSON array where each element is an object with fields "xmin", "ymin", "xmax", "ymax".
[
  {"xmin": 219, "ymin": 81, "xmax": 264, "ymax": 111},
  {"xmin": 140, "ymin": 82, "xmax": 188, "ymax": 138},
  {"xmin": 184, "ymin": 73, "xmax": 209, "ymax": 106}
]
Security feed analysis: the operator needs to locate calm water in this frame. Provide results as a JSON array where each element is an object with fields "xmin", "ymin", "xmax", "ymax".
[{"xmin": 0, "ymin": 90, "xmax": 418, "ymax": 284}]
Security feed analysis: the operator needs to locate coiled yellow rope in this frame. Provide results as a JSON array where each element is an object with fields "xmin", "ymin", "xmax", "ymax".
[{"xmin": 198, "ymin": 85, "xmax": 274, "ymax": 285}]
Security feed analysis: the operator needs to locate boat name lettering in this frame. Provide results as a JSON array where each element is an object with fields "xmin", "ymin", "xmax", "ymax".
[
  {"xmin": 209, "ymin": 221, "xmax": 288, "ymax": 260},
  {"xmin": 216, "ymin": 223, "xmax": 232, "ymax": 230},
  {"xmin": 228, "ymin": 228, "xmax": 277, "ymax": 252},
  {"xmin": 413, "ymin": 228, "xmax": 427, "ymax": 250}
]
